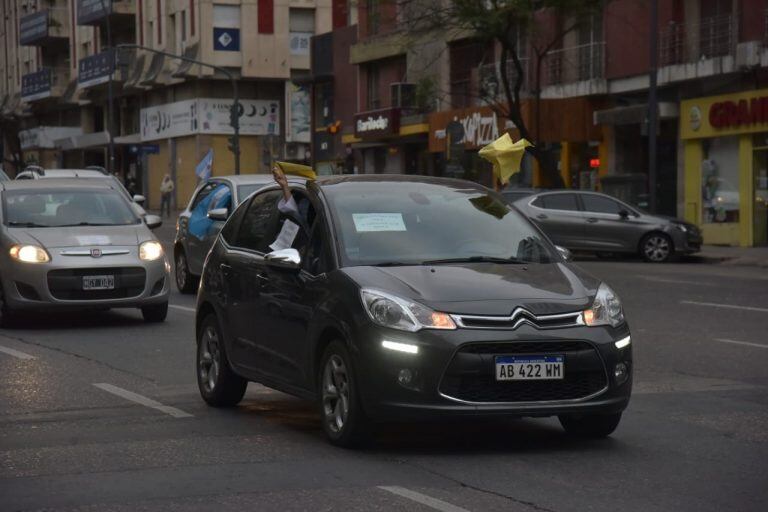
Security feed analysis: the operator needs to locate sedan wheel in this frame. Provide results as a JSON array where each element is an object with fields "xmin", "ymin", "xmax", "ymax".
[
  {"xmin": 175, "ymin": 251, "xmax": 198, "ymax": 294},
  {"xmin": 641, "ymin": 233, "xmax": 673, "ymax": 263},
  {"xmin": 196, "ymin": 314, "xmax": 247, "ymax": 407},
  {"xmin": 319, "ymin": 341, "xmax": 370, "ymax": 447}
]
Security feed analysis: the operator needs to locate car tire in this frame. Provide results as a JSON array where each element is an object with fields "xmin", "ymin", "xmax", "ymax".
[
  {"xmin": 640, "ymin": 233, "xmax": 674, "ymax": 263},
  {"xmin": 197, "ymin": 314, "xmax": 247, "ymax": 407},
  {"xmin": 319, "ymin": 340, "xmax": 371, "ymax": 448},
  {"xmin": 0, "ymin": 284, "xmax": 17, "ymax": 328},
  {"xmin": 559, "ymin": 412, "xmax": 622, "ymax": 438},
  {"xmin": 141, "ymin": 302, "xmax": 168, "ymax": 323},
  {"xmin": 175, "ymin": 250, "xmax": 199, "ymax": 294}
]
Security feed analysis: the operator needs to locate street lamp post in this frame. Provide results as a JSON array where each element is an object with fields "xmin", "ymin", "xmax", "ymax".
[
  {"xmin": 99, "ymin": 0, "xmax": 116, "ymax": 174},
  {"xmin": 115, "ymin": 44, "xmax": 241, "ymax": 174}
]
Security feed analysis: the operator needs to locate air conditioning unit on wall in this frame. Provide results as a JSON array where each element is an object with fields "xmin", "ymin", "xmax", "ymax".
[
  {"xmin": 391, "ymin": 83, "xmax": 416, "ymax": 109},
  {"xmin": 736, "ymin": 41, "xmax": 762, "ymax": 69}
]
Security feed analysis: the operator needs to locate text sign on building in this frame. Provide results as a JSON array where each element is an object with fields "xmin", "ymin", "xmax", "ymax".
[
  {"xmin": 78, "ymin": 50, "xmax": 115, "ymax": 88},
  {"xmin": 77, "ymin": 0, "xmax": 110, "ymax": 25},
  {"xmin": 213, "ymin": 27, "xmax": 241, "ymax": 52},
  {"xmin": 21, "ymin": 69, "xmax": 52, "ymax": 101},
  {"xmin": 429, "ymin": 106, "xmax": 506, "ymax": 152},
  {"xmin": 354, "ymin": 109, "xmax": 401, "ymax": 139},
  {"xmin": 140, "ymin": 99, "xmax": 281, "ymax": 142},
  {"xmin": 681, "ymin": 88, "xmax": 768, "ymax": 140},
  {"xmin": 19, "ymin": 11, "xmax": 48, "ymax": 45}
]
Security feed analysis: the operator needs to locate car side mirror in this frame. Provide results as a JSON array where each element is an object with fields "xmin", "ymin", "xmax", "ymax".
[
  {"xmin": 265, "ymin": 248, "xmax": 301, "ymax": 271},
  {"xmin": 144, "ymin": 214, "xmax": 162, "ymax": 230},
  {"xmin": 618, "ymin": 209, "xmax": 630, "ymax": 219},
  {"xmin": 555, "ymin": 245, "xmax": 573, "ymax": 262},
  {"xmin": 133, "ymin": 194, "xmax": 146, "ymax": 205},
  {"xmin": 208, "ymin": 208, "xmax": 229, "ymax": 221}
]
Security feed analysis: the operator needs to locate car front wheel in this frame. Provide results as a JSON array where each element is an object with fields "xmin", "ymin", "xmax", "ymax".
[
  {"xmin": 141, "ymin": 302, "xmax": 168, "ymax": 323},
  {"xmin": 0, "ymin": 284, "xmax": 16, "ymax": 328},
  {"xmin": 175, "ymin": 250, "xmax": 199, "ymax": 294},
  {"xmin": 319, "ymin": 340, "xmax": 370, "ymax": 447},
  {"xmin": 641, "ymin": 233, "xmax": 674, "ymax": 263},
  {"xmin": 197, "ymin": 314, "xmax": 247, "ymax": 407},
  {"xmin": 559, "ymin": 412, "xmax": 622, "ymax": 438}
]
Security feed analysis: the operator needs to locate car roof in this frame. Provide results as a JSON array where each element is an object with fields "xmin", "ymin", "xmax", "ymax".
[
  {"xmin": 1, "ymin": 178, "xmax": 118, "ymax": 191},
  {"xmin": 311, "ymin": 174, "xmax": 487, "ymax": 190},
  {"xmin": 209, "ymin": 174, "xmax": 275, "ymax": 185}
]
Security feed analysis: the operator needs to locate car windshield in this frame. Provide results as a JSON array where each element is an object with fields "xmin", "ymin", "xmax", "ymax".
[
  {"xmin": 4, "ymin": 189, "xmax": 140, "ymax": 227},
  {"xmin": 326, "ymin": 181, "xmax": 557, "ymax": 266}
]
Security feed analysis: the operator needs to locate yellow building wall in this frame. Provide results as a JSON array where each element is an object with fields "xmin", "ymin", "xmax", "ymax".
[
  {"xmin": 146, "ymin": 141, "xmax": 170, "ymax": 211},
  {"xmin": 683, "ymin": 140, "xmax": 702, "ymax": 225},
  {"xmin": 738, "ymin": 134, "xmax": 754, "ymax": 247}
]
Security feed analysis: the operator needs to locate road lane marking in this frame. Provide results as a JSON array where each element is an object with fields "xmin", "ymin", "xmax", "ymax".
[
  {"xmin": 378, "ymin": 486, "xmax": 470, "ymax": 512},
  {"xmin": 93, "ymin": 383, "xmax": 193, "ymax": 418},
  {"xmin": 0, "ymin": 345, "xmax": 35, "ymax": 360},
  {"xmin": 680, "ymin": 300, "xmax": 768, "ymax": 313},
  {"xmin": 714, "ymin": 338, "xmax": 768, "ymax": 350},
  {"xmin": 643, "ymin": 276, "xmax": 714, "ymax": 286},
  {"xmin": 169, "ymin": 304, "xmax": 195, "ymax": 313}
]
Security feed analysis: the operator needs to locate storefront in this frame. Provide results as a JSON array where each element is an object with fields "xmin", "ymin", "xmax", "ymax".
[{"xmin": 681, "ymin": 89, "xmax": 768, "ymax": 247}]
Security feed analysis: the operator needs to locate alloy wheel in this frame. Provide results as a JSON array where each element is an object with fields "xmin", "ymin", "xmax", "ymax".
[
  {"xmin": 198, "ymin": 325, "xmax": 221, "ymax": 393},
  {"xmin": 643, "ymin": 235, "xmax": 670, "ymax": 262},
  {"xmin": 322, "ymin": 354, "xmax": 350, "ymax": 434},
  {"xmin": 175, "ymin": 253, "xmax": 188, "ymax": 290}
]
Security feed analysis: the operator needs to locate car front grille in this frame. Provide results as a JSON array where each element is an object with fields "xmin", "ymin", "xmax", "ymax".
[
  {"xmin": 439, "ymin": 341, "xmax": 607, "ymax": 403},
  {"xmin": 47, "ymin": 267, "xmax": 146, "ymax": 300}
]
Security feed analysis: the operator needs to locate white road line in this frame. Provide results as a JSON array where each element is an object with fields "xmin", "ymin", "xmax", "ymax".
[
  {"xmin": 643, "ymin": 276, "xmax": 713, "ymax": 286},
  {"xmin": 0, "ymin": 345, "xmax": 35, "ymax": 360},
  {"xmin": 714, "ymin": 338, "xmax": 768, "ymax": 350},
  {"xmin": 680, "ymin": 300, "xmax": 768, "ymax": 313},
  {"xmin": 93, "ymin": 383, "xmax": 193, "ymax": 418},
  {"xmin": 378, "ymin": 486, "xmax": 471, "ymax": 512},
  {"xmin": 169, "ymin": 304, "xmax": 195, "ymax": 313}
]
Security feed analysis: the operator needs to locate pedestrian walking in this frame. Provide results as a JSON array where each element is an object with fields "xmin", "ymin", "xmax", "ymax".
[{"xmin": 160, "ymin": 174, "xmax": 174, "ymax": 218}]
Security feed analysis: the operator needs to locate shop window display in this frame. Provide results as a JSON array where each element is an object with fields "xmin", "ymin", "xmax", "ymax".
[{"xmin": 701, "ymin": 136, "xmax": 739, "ymax": 223}]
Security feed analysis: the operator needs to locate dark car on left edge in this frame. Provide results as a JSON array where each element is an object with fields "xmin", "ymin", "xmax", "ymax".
[{"xmin": 194, "ymin": 175, "xmax": 633, "ymax": 446}]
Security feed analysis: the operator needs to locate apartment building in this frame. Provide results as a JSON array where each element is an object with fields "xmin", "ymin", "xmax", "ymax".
[{"xmin": 1, "ymin": 0, "xmax": 351, "ymax": 207}]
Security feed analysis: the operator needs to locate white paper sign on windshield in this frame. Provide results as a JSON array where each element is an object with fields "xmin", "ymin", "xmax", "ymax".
[
  {"xmin": 269, "ymin": 219, "xmax": 300, "ymax": 251},
  {"xmin": 352, "ymin": 213, "xmax": 407, "ymax": 232}
]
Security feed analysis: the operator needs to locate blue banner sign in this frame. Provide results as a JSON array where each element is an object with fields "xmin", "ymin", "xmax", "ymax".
[
  {"xmin": 19, "ymin": 11, "xmax": 49, "ymax": 45},
  {"xmin": 22, "ymin": 69, "xmax": 52, "ymax": 101},
  {"xmin": 213, "ymin": 28, "xmax": 240, "ymax": 52},
  {"xmin": 78, "ymin": 50, "xmax": 115, "ymax": 88},
  {"xmin": 77, "ymin": 0, "xmax": 111, "ymax": 25}
]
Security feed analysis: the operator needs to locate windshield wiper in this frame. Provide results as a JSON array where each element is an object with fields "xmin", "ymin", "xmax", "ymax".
[
  {"xmin": 422, "ymin": 256, "xmax": 525, "ymax": 265},
  {"xmin": 7, "ymin": 221, "xmax": 50, "ymax": 228}
]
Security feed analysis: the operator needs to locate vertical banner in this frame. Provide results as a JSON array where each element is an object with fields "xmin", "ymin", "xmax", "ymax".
[
  {"xmin": 286, "ymin": 82, "xmax": 311, "ymax": 143},
  {"xmin": 196, "ymin": 149, "xmax": 214, "ymax": 180}
]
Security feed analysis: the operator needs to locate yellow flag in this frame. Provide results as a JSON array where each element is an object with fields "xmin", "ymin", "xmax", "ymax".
[
  {"xmin": 478, "ymin": 133, "xmax": 533, "ymax": 185},
  {"xmin": 275, "ymin": 161, "xmax": 317, "ymax": 180}
]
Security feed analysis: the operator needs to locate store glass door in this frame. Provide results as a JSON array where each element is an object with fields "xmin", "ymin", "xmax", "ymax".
[{"xmin": 753, "ymin": 144, "xmax": 768, "ymax": 246}]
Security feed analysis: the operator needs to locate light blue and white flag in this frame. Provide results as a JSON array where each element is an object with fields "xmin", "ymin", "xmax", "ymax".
[{"xmin": 195, "ymin": 149, "xmax": 213, "ymax": 180}]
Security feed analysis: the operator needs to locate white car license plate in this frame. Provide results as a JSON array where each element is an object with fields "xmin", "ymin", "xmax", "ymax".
[
  {"xmin": 82, "ymin": 275, "xmax": 115, "ymax": 291},
  {"xmin": 495, "ymin": 355, "xmax": 564, "ymax": 381}
]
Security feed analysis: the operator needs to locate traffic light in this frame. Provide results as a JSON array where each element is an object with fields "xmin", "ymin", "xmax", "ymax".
[
  {"xmin": 227, "ymin": 136, "xmax": 240, "ymax": 156},
  {"xmin": 229, "ymin": 103, "xmax": 239, "ymax": 129}
]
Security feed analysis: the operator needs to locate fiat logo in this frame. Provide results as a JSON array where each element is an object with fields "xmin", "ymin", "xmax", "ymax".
[{"xmin": 90, "ymin": 248, "xmax": 102, "ymax": 258}]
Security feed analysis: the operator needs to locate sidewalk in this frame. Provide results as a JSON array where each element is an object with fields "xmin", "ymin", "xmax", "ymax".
[{"xmin": 695, "ymin": 245, "xmax": 768, "ymax": 268}]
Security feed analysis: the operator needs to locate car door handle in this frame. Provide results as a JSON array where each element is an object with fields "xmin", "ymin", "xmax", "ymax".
[
  {"xmin": 255, "ymin": 272, "xmax": 268, "ymax": 281},
  {"xmin": 586, "ymin": 218, "xmax": 599, "ymax": 223},
  {"xmin": 536, "ymin": 214, "xmax": 548, "ymax": 220}
]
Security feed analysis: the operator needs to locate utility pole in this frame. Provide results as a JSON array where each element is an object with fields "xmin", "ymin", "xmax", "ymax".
[
  {"xmin": 99, "ymin": 0, "xmax": 115, "ymax": 175},
  {"xmin": 115, "ymin": 44, "xmax": 241, "ymax": 174},
  {"xmin": 648, "ymin": 0, "xmax": 659, "ymax": 213}
]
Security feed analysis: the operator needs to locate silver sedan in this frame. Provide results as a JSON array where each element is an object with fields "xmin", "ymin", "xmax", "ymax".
[{"xmin": 0, "ymin": 179, "xmax": 170, "ymax": 326}]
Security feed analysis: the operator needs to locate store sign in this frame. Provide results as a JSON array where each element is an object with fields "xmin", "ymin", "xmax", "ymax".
[
  {"xmin": 681, "ymin": 88, "xmax": 768, "ymax": 140},
  {"xmin": 19, "ymin": 11, "xmax": 48, "ymax": 45},
  {"xmin": 21, "ymin": 69, "xmax": 52, "ymax": 101},
  {"xmin": 77, "ymin": 0, "xmax": 110, "ymax": 25},
  {"xmin": 709, "ymin": 97, "xmax": 768, "ymax": 129},
  {"xmin": 19, "ymin": 126, "xmax": 82, "ymax": 150},
  {"xmin": 354, "ymin": 109, "xmax": 400, "ymax": 138},
  {"xmin": 78, "ymin": 50, "xmax": 115, "ymax": 88},
  {"xmin": 140, "ymin": 99, "xmax": 280, "ymax": 142},
  {"xmin": 429, "ymin": 106, "xmax": 506, "ymax": 152}
]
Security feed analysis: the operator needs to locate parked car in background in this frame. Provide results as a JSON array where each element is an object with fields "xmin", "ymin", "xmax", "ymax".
[
  {"xmin": 500, "ymin": 188, "xmax": 541, "ymax": 203},
  {"xmin": 195, "ymin": 175, "xmax": 632, "ymax": 446},
  {"xmin": 513, "ymin": 190, "xmax": 702, "ymax": 262},
  {"xmin": 0, "ymin": 179, "xmax": 170, "ymax": 326},
  {"xmin": 174, "ymin": 174, "xmax": 274, "ymax": 293},
  {"xmin": 14, "ymin": 166, "xmax": 147, "ymax": 217}
]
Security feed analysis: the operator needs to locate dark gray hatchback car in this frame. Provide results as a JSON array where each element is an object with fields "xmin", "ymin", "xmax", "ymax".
[
  {"xmin": 513, "ymin": 190, "xmax": 702, "ymax": 262},
  {"xmin": 195, "ymin": 176, "xmax": 632, "ymax": 446}
]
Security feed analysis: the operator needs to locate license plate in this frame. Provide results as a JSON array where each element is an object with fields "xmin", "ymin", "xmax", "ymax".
[
  {"xmin": 82, "ymin": 275, "xmax": 115, "ymax": 290},
  {"xmin": 495, "ymin": 355, "xmax": 564, "ymax": 381}
]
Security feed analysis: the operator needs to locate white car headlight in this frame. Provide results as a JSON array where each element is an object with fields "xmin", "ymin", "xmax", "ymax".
[
  {"xmin": 9, "ymin": 244, "xmax": 50, "ymax": 263},
  {"xmin": 582, "ymin": 283, "xmax": 625, "ymax": 327},
  {"xmin": 361, "ymin": 289, "xmax": 456, "ymax": 332},
  {"xmin": 139, "ymin": 240, "xmax": 164, "ymax": 261}
]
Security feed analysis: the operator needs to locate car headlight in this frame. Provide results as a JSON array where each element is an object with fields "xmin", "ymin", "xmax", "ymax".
[
  {"xmin": 9, "ymin": 244, "xmax": 50, "ymax": 263},
  {"xmin": 581, "ymin": 283, "xmax": 625, "ymax": 327},
  {"xmin": 361, "ymin": 288, "xmax": 456, "ymax": 332},
  {"xmin": 139, "ymin": 240, "xmax": 164, "ymax": 261}
]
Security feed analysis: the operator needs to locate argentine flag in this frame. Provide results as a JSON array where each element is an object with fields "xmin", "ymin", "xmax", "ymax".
[{"xmin": 196, "ymin": 149, "xmax": 213, "ymax": 180}]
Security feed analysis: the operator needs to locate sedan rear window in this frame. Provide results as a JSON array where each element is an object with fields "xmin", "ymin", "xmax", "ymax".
[
  {"xmin": 4, "ymin": 189, "xmax": 140, "ymax": 227},
  {"xmin": 538, "ymin": 194, "xmax": 579, "ymax": 211},
  {"xmin": 582, "ymin": 194, "xmax": 623, "ymax": 214}
]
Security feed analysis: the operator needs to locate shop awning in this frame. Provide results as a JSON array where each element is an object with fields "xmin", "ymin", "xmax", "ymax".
[
  {"xmin": 140, "ymin": 53, "xmax": 165, "ymax": 86},
  {"xmin": 123, "ymin": 53, "xmax": 148, "ymax": 90},
  {"xmin": 594, "ymin": 102, "xmax": 679, "ymax": 125},
  {"xmin": 55, "ymin": 131, "xmax": 111, "ymax": 150},
  {"xmin": 114, "ymin": 133, "xmax": 141, "ymax": 145}
]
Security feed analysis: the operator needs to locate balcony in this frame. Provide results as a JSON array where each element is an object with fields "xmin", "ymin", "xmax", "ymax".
[
  {"xmin": 77, "ymin": 0, "xmax": 135, "ymax": 26},
  {"xmin": 21, "ymin": 68, "xmax": 69, "ymax": 103},
  {"xmin": 659, "ymin": 14, "xmax": 734, "ymax": 66},
  {"xmin": 19, "ymin": 8, "xmax": 70, "ymax": 46}
]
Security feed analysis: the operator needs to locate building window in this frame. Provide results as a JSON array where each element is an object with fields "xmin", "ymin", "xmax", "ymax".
[
  {"xmin": 367, "ymin": 0, "xmax": 379, "ymax": 36},
  {"xmin": 289, "ymin": 8, "xmax": 314, "ymax": 56},
  {"xmin": 577, "ymin": 13, "xmax": 604, "ymax": 81},
  {"xmin": 701, "ymin": 136, "xmax": 740, "ymax": 224},
  {"xmin": 181, "ymin": 10, "xmax": 187, "ymax": 43},
  {"xmin": 449, "ymin": 39, "xmax": 492, "ymax": 108},
  {"xmin": 366, "ymin": 64, "xmax": 380, "ymax": 110}
]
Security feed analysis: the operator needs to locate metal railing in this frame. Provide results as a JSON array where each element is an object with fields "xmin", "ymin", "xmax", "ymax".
[
  {"xmin": 542, "ymin": 42, "xmax": 605, "ymax": 85},
  {"xmin": 659, "ymin": 13, "xmax": 733, "ymax": 66}
]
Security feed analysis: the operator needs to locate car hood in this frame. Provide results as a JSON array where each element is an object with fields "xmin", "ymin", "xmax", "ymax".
[
  {"xmin": 342, "ymin": 262, "xmax": 599, "ymax": 315},
  {"xmin": 13, "ymin": 225, "xmax": 142, "ymax": 248}
]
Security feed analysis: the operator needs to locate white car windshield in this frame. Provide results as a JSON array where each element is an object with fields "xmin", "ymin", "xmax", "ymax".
[{"xmin": 4, "ymin": 189, "xmax": 140, "ymax": 227}]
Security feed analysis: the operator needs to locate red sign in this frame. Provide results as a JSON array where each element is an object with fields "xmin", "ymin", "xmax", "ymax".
[
  {"xmin": 589, "ymin": 158, "xmax": 600, "ymax": 168},
  {"xmin": 709, "ymin": 97, "xmax": 768, "ymax": 129}
]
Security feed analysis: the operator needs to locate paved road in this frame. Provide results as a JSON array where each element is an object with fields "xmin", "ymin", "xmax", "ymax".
[{"xmin": 1, "ymin": 234, "xmax": 766, "ymax": 511}]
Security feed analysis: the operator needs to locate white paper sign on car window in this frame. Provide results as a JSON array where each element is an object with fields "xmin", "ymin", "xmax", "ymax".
[
  {"xmin": 269, "ymin": 219, "xmax": 300, "ymax": 251},
  {"xmin": 352, "ymin": 213, "xmax": 407, "ymax": 232}
]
